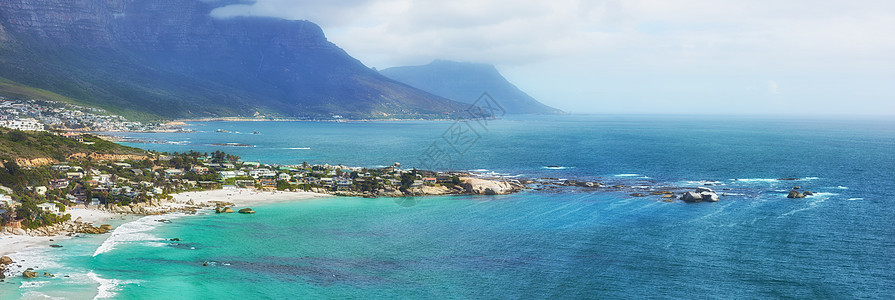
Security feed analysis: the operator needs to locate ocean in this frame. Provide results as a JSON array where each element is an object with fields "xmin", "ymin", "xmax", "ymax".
[{"xmin": 2, "ymin": 115, "xmax": 894, "ymax": 299}]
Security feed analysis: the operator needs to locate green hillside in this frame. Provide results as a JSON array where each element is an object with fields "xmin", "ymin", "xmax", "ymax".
[{"xmin": 0, "ymin": 129, "xmax": 147, "ymax": 162}]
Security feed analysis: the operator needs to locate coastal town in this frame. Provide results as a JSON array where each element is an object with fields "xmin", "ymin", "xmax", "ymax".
[
  {"xmin": 0, "ymin": 97, "xmax": 188, "ymax": 132},
  {"xmin": 0, "ymin": 144, "xmax": 522, "ymax": 232}
]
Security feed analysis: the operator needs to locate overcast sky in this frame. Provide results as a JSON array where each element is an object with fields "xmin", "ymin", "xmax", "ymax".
[{"xmin": 210, "ymin": 0, "xmax": 895, "ymax": 115}]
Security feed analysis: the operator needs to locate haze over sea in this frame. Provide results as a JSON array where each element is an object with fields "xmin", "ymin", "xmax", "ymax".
[{"xmin": 3, "ymin": 115, "xmax": 894, "ymax": 299}]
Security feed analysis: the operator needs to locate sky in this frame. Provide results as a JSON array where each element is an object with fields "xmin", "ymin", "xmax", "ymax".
[{"xmin": 209, "ymin": 0, "xmax": 895, "ymax": 115}]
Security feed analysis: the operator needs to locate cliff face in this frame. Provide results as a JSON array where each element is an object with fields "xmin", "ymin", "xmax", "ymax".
[{"xmin": 0, "ymin": 0, "xmax": 466, "ymax": 120}]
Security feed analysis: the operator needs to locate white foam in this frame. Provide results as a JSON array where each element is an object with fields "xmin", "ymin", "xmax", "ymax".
[
  {"xmin": 21, "ymin": 291, "xmax": 66, "ymax": 300},
  {"xmin": 89, "ymin": 271, "xmax": 141, "ymax": 300},
  {"xmin": 93, "ymin": 214, "xmax": 185, "ymax": 257},
  {"xmin": 20, "ymin": 280, "xmax": 51, "ymax": 289},
  {"xmin": 543, "ymin": 166, "xmax": 571, "ymax": 170},
  {"xmin": 847, "ymin": 198, "xmax": 863, "ymax": 201},
  {"xmin": 837, "ymin": 186, "xmax": 849, "ymax": 189},
  {"xmin": 614, "ymin": 174, "xmax": 641, "ymax": 177},
  {"xmin": 780, "ymin": 197, "xmax": 827, "ymax": 217},
  {"xmin": 806, "ymin": 192, "xmax": 838, "ymax": 197},
  {"xmin": 731, "ymin": 178, "xmax": 778, "ymax": 183},
  {"xmin": 284, "ymin": 147, "xmax": 311, "ymax": 150},
  {"xmin": 803, "ymin": 177, "xmax": 821, "ymax": 180}
]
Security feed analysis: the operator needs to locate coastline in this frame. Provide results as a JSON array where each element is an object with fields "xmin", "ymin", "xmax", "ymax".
[
  {"xmin": 0, "ymin": 208, "xmax": 119, "ymax": 257},
  {"xmin": 1, "ymin": 189, "xmax": 330, "ymax": 266}
]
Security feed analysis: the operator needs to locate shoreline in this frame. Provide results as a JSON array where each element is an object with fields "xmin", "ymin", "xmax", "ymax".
[
  {"xmin": 1, "ymin": 207, "xmax": 120, "ymax": 257},
  {"xmin": 1, "ymin": 188, "xmax": 329, "ymax": 261}
]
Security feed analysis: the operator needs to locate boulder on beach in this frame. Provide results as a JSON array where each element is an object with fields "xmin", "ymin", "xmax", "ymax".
[
  {"xmin": 22, "ymin": 271, "xmax": 38, "ymax": 278},
  {"xmin": 787, "ymin": 191, "xmax": 805, "ymax": 199},
  {"xmin": 238, "ymin": 208, "xmax": 256, "ymax": 214}
]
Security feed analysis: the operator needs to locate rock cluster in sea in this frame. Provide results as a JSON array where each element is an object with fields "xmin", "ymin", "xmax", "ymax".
[
  {"xmin": 680, "ymin": 187, "xmax": 720, "ymax": 203},
  {"xmin": 0, "ymin": 255, "xmax": 13, "ymax": 279}
]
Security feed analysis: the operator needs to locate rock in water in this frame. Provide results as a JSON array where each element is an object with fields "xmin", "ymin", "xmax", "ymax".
[
  {"xmin": 695, "ymin": 187, "xmax": 715, "ymax": 193},
  {"xmin": 222, "ymin": 207, "xmax": 234, "ymax": 213},
  {"xmin": 238, "ymin": 208, "xmax": 256, "ymax": 214},
  {"xmin": 803, "ymin": 191, "xmax": 814, "ymax": 196},
  {"xmin": 701, "ymin": 193, "xmax": 719, "ymax": 202},
  {"xmin": 49, "ymin": 244, "xmax": 63, "ymax": 248},
  {"xmin": 99, "ymin": 225, "xmax": 114, "ymax": 232},
  {"xmin": 681, "ymin": 192, "xmax": 703, "ymax": 202},
  {"xmin": 787, "ymin": 191, "xmax": 805, "ymax": 198},
  {"xmin": 23, "ymin": 271, "xmax": 38, "ymax": 278},
  {"xmin": 0, "ymin": 256, "xmax": 13, "ymax": 265}
]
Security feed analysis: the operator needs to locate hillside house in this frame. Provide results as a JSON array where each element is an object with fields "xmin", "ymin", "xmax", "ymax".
[{"xmin": 37, "ymin": 202, "xmax": 61, "ymax": 214}]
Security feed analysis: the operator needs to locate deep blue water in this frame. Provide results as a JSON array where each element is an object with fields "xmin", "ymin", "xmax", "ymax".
[{"xmin": 3, "ymin": 115, "xmax": 894, "ymax": 299}]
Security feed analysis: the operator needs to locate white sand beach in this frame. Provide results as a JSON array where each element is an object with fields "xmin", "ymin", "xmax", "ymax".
[
  {"xmin": 1, "ymin": 208, "xmax": 119, "ymax": 256},
  {"xmin": 170, "ymin": 188, "xmax": 330, "ymax": 207},
  {"xmin": 1, "ymin": 188, "xmax": 328, "ymax": 257}
]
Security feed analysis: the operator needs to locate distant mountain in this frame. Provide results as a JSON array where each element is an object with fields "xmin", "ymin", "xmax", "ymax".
[
  {"xmin": 380, "ymin": 60, "xmax": 563, "ymax": 115},
  {"xmin": 0, "ymin": 0, "xmax": 469, "ymax": 120}
]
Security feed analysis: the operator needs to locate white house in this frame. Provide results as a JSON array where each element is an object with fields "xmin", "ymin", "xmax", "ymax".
[{"xmin": 37, "ymin": 202, "xmax": 61, "ymax": 214}]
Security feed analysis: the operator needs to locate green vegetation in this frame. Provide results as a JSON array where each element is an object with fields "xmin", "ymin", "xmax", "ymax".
[
  {"xmin": 0, "ymin": 128, "xmax": 147, "ymax": 161},
  {"xmin": 0, "ymin": 76, "xmax": 79, "ymax": 105}
]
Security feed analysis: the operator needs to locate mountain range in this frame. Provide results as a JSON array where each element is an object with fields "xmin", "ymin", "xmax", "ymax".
[
  {"xmin": 381, "ymin": 60, "xmax": 563, "ymax": 115},
  {"xmin": 0, "ymin": 0, "xmax": 556, "ymax": 120}
]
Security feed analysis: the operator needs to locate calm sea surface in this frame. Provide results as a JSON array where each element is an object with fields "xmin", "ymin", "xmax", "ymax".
[{"xmin": 3, "ymin": 115, "xmax": 894, "ymax": 299}]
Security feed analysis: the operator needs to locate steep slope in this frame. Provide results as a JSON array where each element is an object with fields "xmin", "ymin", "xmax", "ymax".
[
  {"xmin": 380, "ymin": 60, "xmax": 563, "ymax": 114},
  {"xmin": 0, "ymin": 0, "xmax": 467, "ymax": 120}
]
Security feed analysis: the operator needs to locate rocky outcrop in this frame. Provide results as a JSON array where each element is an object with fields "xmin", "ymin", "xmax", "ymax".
[
  {"xmin": 104, "ymin": 201, "xmax": 200, "ymax": 215},
  {"xmin": 237, "ymin": 208, "xmax": 255, "ymax": 214},
  {"xmin": 460, "ymin": 177, "xmax": 523, "ymax": 195},
  {"xmin": 22, "ymin": 271, "xmax": 38, "ymax": 278},
  {"xmin": 0, "ymin": 256, "xmax": 12, "ymax": 279},
  {"xmin": 77, "ymin": 224, "xmax": 114, "ymax": 234},
  {"xmin": 787, "ymin": 191, "xmax": 805, "ymax": 199},
  {"xmin": 681, "ymin": 187, "xmax": 720, "ymax": 203},
  {"xmin": 13, "ymin": 157, "xmax": 57, "ymax": 168}
]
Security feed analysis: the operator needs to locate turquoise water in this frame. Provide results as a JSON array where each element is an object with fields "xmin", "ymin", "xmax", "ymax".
[{"xmin": 2, "ymin": 115, "xmax": 894, "ymax": 299}]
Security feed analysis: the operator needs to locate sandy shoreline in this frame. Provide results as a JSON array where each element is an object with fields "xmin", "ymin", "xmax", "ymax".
[
  {"xmin": 0, "ymin": 188, "xmax": 329, "ymax": 258},
  {"xmin": 1, "ymin": 208, "xmax": 119, "ymax": 257}
]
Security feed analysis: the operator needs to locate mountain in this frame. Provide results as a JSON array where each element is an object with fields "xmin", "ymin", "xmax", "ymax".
[
  {"xmin": 0, "ymin": 0, "xmax": 469, "ymax": 120},
  {"xmin": 380, "ymin": 60, "xmax": 563, "ymax": 115}
]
